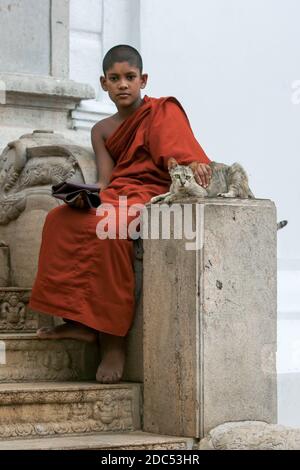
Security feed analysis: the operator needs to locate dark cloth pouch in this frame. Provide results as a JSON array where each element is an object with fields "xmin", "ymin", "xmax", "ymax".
[{"xmin": 51, "ymin": 181, "xmax": 101, "ymax": 208}]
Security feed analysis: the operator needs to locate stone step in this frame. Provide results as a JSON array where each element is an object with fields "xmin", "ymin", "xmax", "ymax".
[
  {"xmin": 0, "ymin": 381, "xmax": 141, "ymax": 439},
  {"xmin": 0, "ymin": 288, "xmax": 50, "ymax": 333},
  {"xmin": 0, "ymin": 333, "xmax": 99, "ymax": 382},
  {"xmin": 0, "ymin": 431, "xmax": 194, "ymax": 450}
]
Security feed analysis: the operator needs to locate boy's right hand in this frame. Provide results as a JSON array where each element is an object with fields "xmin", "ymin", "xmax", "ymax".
[{"xmin": 189, "ymin": 162, "xmax": 212, "ymax": 188}]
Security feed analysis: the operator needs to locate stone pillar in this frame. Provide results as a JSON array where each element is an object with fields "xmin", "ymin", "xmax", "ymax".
[
  {"xmin": 143, "ymin": 199, "xmax": 277, "ymax": 438},
  {"xmin": 0, "ymin": 0, "xmax": 70, "ymax": 78},
  {"xmin": 0, "ymin": 0, "xmax": 95, "ymax": 151}
]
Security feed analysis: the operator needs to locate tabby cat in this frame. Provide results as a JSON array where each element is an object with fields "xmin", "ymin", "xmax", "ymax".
[{"xmin": 150, "ymin": 157, "xmax": 287, "ymax": 230}]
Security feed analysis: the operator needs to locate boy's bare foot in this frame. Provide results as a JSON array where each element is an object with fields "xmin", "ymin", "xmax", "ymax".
[
  {"xmin": 36, "ymin": 321, "xmax": 98, "ymax": 343},
  {"xmin": 96, "ymin": 333, "xmax": 125, "ymax": 384}
]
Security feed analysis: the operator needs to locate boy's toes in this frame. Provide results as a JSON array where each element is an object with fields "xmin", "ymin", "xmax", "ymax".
[
  {"xmin": 96, "ymin": 370, "xmax": 122, "ymax": 384},
  {"xmin": 96, "ymin": 372, "xmax": 109, "ymax": 384}
]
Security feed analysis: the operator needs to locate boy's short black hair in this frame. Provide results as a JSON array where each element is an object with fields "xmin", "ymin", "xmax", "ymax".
[{"xmin": 102, "ymin": 45, "xmax": 143, "ymax": 75}]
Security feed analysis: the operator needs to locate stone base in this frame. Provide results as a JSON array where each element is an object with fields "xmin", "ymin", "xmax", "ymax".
[
  {"xmin": 0, "ymin": 73, "xmax": 94, "ymax": 131},
  {"xmin": 0, "ymin": 382, "xmax": 141, "ymax": 439},
  {"xmin": 0, "ymin": 334, "xmax": 99, "ymax": 382},
  {"xmin": 143, "ymin": 199, "xmax": 277, "ymax": 438}
]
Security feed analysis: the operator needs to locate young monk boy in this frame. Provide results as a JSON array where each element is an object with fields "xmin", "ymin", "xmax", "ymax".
[{"xmin": 29, "ymin": 45, "xmax": 212, "ymax": 383}]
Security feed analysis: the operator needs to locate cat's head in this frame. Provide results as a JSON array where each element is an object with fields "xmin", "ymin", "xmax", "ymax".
[{"xmin": 168, "ymin": 157, "xmax": 196, "ymax": 190}]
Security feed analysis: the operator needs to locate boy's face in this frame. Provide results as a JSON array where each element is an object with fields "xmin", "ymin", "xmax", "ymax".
[{"xmin": 100, "ymin": 62, "xmax": 148, "ymax": 107}]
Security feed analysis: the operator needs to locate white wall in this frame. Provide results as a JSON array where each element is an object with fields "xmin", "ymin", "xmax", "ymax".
[
  {"xmin": 70, "ymin": 0, "xmax": 103, "ymax": 100},
  {"xmin": 140, "ymin": 0, "xmax": 299, "ymax": 259},
  {"xmin": 70, "ymin": 0, "xmax": 140, "ymax": 127},
  {"xmin": 140, "ymin": 0, "xmax": 300, "ymax": 425},
  {"xmin": 70, "ymin": 0, "xmax": 140, "ymax": 100}
]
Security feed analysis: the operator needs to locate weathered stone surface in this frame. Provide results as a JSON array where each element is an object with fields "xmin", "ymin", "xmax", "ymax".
[
  {"xmin": 0, "ymin": 131, "xmax": 97, "ymax": 287},
  {"xmin": 0, "ymin": 72, "xmax": 95, "ymax": 134},
  {"xmin": 0, "ymin": 1, "xmax": 72, "ymax": 79},
  {"xmin": 123, "ymin": 239, "xmax": 143, "ymax": 382},
  {"xmin": 0, "ymin": 431, "xmax": 194, "ymax": 450},
  {"xmin": 0, "ymin": 73, "xmax": 94, "ymax": 100},
  {"xmin": 0, "ymin": 382, "xmax": 141, "ymax": 438},
  {"xmin": 199, "ymin": 421, "xmax": 300, "ymax": 450},
  {"xmin": 0, "ymin": 242, "xmax": 10, "ymax": 286},
  {"xmin": 0, "ymin": 130, "xmax": 97, "ymax": 202},
  {"xmin": 0, "ymin": 334, "xmax": 99, "ymax": 382},
  {"xmin": 0, "ymin": 1, "xmax": 51, "ymax": 76},
  {"xmin": 143, "ymin": 199, "xmax": 277, "ymax": 438},
  {"xmin": 124, "ymin": 290, "xmax": 143, "ymax": 382},
  {"xmin": 0, "ymin": 75, "xmax": 95, "ymax": 160}
]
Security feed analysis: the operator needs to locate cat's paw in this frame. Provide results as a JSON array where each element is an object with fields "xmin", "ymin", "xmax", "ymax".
[
  {"xmin": 217, "ymin": 192, "xmax": 235, "ymax": 198},
  {"xmin": 150, "ymin": 195, "xmax": 163, "ymax": 204},
  {"xmin": 163, "ymin": 195, "xmax": 173, "ymax": 204},
  {"xmin": 150, "ymin": 192, "xmax": 172, "ymax": 204}
]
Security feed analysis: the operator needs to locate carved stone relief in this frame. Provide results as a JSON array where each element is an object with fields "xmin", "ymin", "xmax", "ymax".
[
  {"xmin": 0, "ymin": 130, "xmax": 97, "ymax": 286},
  {"xmin": 0, "ymin": 134, "xmax": 86, "ymax": 226},
  {"xmin": 0, "ymin": 288, "xmax": 34, "ymax": 331},
  {"xmin": 0, "ymin": 386, "xmax": 140, "ymax": 438}
]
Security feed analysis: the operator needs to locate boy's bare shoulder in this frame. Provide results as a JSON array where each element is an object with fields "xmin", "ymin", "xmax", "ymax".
[{"xmin": 92, "ymin": 114, "xmax": 120, "ymax": 142}]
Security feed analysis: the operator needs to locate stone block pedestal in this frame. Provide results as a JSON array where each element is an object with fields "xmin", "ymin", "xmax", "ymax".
[{"xmin": 143, "ymin": 199, "xmax": 277, "ymax": 438}]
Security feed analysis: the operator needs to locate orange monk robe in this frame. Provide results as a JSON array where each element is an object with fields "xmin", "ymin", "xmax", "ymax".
[{"xmin": 28, "ymin": 96, "xmax": 210, "ymax": 336}]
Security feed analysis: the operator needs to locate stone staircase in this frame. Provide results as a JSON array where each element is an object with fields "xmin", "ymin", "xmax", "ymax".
[
  {"xmin": 0, "ymin": 432, "xmax": 194, "ymax": 451},
  {"xmin": 0, "ymin": 287, "xmax": 193, "ymax": 449}
]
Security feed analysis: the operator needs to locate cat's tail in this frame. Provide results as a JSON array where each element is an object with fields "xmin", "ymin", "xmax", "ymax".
[
  {"xmin": 277, "ymin": 220, "xmax": 288, "ymax": 230},
  {"xmin": 228, "ymin": 163, "xmax": 255, "ymax": 198}
]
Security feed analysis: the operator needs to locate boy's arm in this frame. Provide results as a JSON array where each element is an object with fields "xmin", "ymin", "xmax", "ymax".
[
  {"xmin": 149, "ymin": 99, "xmax": 212, "ymax": 187},
  {"xmin": 91, "ymin": 122, "xmax": 115, "ymax": 190}
]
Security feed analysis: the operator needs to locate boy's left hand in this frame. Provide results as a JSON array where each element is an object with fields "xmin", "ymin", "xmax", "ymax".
[{"xmin": 189, "ymin": 162, "xmax": 212, "ymax": 188}]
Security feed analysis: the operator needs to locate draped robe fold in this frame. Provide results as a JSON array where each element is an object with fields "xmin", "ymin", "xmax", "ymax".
[{"xmin": 28, "ymin": 96, "xmax": 210, "ymax": 336}]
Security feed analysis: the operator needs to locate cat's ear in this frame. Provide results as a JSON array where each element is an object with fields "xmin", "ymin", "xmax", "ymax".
[{"xmin": 168, "ymin": 157, "xmax": 178, "ymax": 170}]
